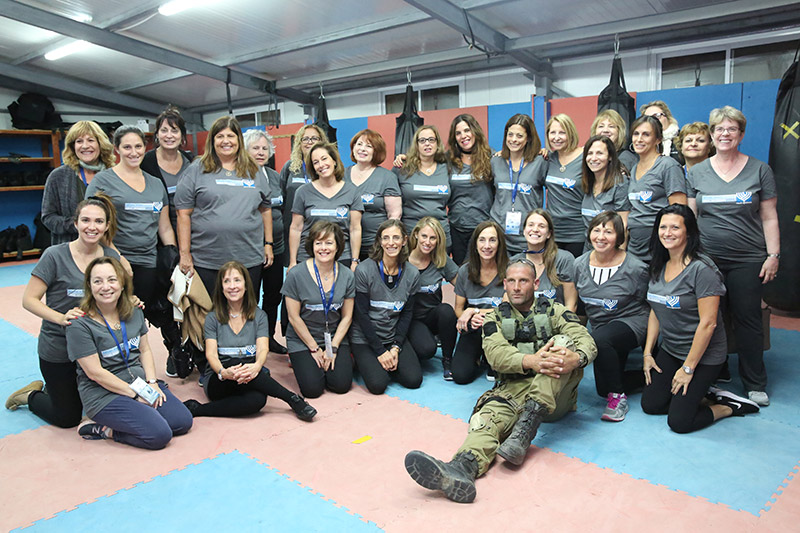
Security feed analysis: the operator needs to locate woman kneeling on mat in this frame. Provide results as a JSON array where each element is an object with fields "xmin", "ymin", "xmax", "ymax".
[
  {"xmin": 68, "ymin": 257, "xmax": 192, "ymax": 449},
  {"xmin": 641, "ymin": 205, "xmax": 759, "ymax": 432},
  {"xmin": 183, "ymin": 261, "xmax": 317, "ymax": 421},
  {"xmin": 283, "ymin": 221, "xmax": 355, "ymax": 398}
]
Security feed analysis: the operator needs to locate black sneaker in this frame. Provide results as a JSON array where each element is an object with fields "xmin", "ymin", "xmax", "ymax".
[
  {"xmin": 183, "ymin": 399, "xmax": 202, "ymax": 417},
  {"xmin": 269, "ymin": 339, "xmax": 288, "ymax": 355},
  {"xmin": 165, "ymin": 356, "xmax": 178, "ymax": 378},
  {"xmin": 288, "ymin": 393, "xmax": 317, "ymax": 421},
  {"xmin": 79, "ymin": 423, "xmax": 108, "ymax": 440},
  {"xmin": 714, "ymin": 389, "xmax": 759, "ymax": 416}
]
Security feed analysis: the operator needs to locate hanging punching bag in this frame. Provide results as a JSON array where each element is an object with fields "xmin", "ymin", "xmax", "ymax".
[
  {"xmin": 763, "ymin": 46, "xmax": 800, "ymax": 312},
  {"xmin": 598, "ymin": 56, "xmax": 636, "ymax": 139},
  {"xmin": 395, "ymin": 84, "xmax": 424, "ymax": 158},
  {"xmin": 314, "ymin": 94, "xmax": 337, "ymax": 146}
]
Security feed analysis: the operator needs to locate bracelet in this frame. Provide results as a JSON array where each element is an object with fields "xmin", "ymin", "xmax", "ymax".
[
  {"xmin": 218, "ymin": 368, "xmax": 225, "ymax": 381},
  {"xmin": 643, "ymin": 353, "xmax": 653, "ymax": 358},
  {"xmin": 264, "ymin": 241, "xmax": 274, "ymax": 246},
  {"xmin": 132, "ymin": 392, "xmax": 140, "ymax": 400},
  {"xmin": 310, "ymin": 346, "xmax": 321, "ymax": 353},
  {"xmin": 146, "ymin": 379, "xmax": 157, "ymax": 384},
  {"xmin": 351, "ymin": 258, "xmax": 361, "ymax": 263},
  {"xmin": 767, "ymin": 253, "xmax": 780, "ymax": 259}
]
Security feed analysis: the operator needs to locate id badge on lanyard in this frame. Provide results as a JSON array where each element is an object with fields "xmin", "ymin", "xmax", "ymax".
[{"xmin": 506, "ymin": 159, "xmax": 525, "ymax": 235}]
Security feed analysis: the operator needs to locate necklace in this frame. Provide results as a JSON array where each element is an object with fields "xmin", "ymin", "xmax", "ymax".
[
  {"xmin": 225, "ymin": 170, "xmax": 233, "ymax": 177},
  {"xmin": 716, "ymin": 154, "xmax": 741, "ymax": 177},
  {"xmin": 420, "ymin": 163, "xmax": 436, "ymax": 175},
  {"xmin": 560, "ymin": 164, "xmax": 566, "ymax": 172},
  {"xmin": 230, "ymin": 312, "xmax": 241, "ymax": 318}
]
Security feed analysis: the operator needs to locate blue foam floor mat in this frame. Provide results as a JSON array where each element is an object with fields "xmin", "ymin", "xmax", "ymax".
[
  {"xmin": 0, "ymin": 317, "xmax": 45, "ymax": 437},
  {"xmin": 16, "ymin": 450, "xmax": 383, "ymax": 532},
  {"xmin": 0, "ymin": 262, "xmax": 35, "ymax": 288}
]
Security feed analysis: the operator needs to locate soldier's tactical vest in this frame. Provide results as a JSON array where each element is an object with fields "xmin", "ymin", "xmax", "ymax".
[{"xmin": 498, "ymin": 296, "xmax": 555, "ymax": 355}]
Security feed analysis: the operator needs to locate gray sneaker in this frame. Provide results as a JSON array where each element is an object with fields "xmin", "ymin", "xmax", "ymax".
[
  {"xmin": 601, "ymin": 393, "xmax": 628, "ymax": 422},
  {"xmin": 748, "ymin": 390, "xmax": 770, "ymax": 407}
]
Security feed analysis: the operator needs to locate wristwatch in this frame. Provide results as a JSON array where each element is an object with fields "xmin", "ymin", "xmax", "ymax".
[
  {"xmin": 218, "ymin": 368, "xmax": 225, "ymax": 381},
  {"xmin": 578, "ymin": 353, "xmax": 588, "ymax": 368},
  {"xmin": 682, "ymin": 365, "xmax": 694, "ymax": 375},
  {"xmin": 146, "ymin": 379, "xmax": 157, "ymax": 384}
]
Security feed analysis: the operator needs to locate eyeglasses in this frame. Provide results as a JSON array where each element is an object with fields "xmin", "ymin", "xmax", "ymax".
[
  {"xmin": 301, "ymin": 136, "xmax": 321, "ymax": 144},
  {"xmin": 648, "ymin": 112, "xmax": 667, "ymax": 119},
  {"xmin": 713, "ymin": 126, "xmax": 740, "ymax": 135},
  {"xmin": 508, "ymin": 258, "xmax": 535, "ymax": 268},
  {"xmin": 417, "ymin": 137, "xmax": 437, "ymax": 145}
]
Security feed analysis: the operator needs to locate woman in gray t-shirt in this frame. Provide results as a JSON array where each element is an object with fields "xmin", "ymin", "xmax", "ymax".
[
  {"xmin": 687, "ymin": 106, "xmax": 778, "ymax": 407},
  {"xmin": 641, "ymin": 205, "xmax": 759, "ymax": 434},
  {"xmin": 283, "ymin": 222, "xmax": 356, "ymax": 398},
  {"xmin": 8, "ymin": 196, "xmax": 120, "ymax": 428},
  {"xmin": 66, "ymin": 257, "xmax": 192, "ymax": 449},
  {"xmin": 182, "ymin": 261, "xmax": 316, "ymax": 421}
]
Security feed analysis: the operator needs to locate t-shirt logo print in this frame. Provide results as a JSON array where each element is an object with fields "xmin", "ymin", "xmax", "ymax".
[
  {"xmin": 603, "ymin": 299, "xmax": 618, "ymax": 310},
  {"xmin": 242, "ymin": 179, "xmax": 255, "ymax": 188},
  {"xmin": 491, "ymin": 296, "xmax": 503, "ymax": 307},
  {"xmin": 393, "ymin": 301, "xmax": 405, "ymax": 312},
  {"xmin": 638, "ymin": 191, "xmax": 653, "ymax": 202},
  {"xmin": 128, "ymin": 336, "xmax": 141, "ymax": 349},
  {"xmin": 735, "ymin": 192, "xmax": 753, "ymax": 204},
  {"xmin": 437, "ymin": 185, "xmax": 449, "ymax": 194},
  {"xmin": 519, "ymin": 184, "xmax": 532, "ymax": 194},
  {"xmin": 152, "ymin": 202, "xmax": 163, "ymax": 212},
  {"xmin": 361, "ymin": 193, "xmax": 375, "ymax": 204},
  {"xmin": 541, "ymin": 289, "xmax": 556, "ymax": 298},
  {"xmin": 666, "ymin": 296, "xmax": 681, "ymax": 309},
  {"xmin": 563, "ymin": 178, "xmax": 576, "ymax": 189},
  {"xmin": 245, "ymin": 345, "xmax": 257, "ymax": 355},
  {"xmin": 335, "ymin": 207, "xmax": 348, "ymax": 218}
]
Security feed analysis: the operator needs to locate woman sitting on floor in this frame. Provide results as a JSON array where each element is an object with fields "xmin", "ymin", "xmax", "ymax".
[
  {"xmin": 283, "ymin": 222, "xmax": 355, "ymax": 398},
  {"xmin": 67, "ymin": 257, "xmax": 192, "ymax": 449},
  {"xmin": 183, "ymin": 261, "xmax": 316, "ymax": 420}
]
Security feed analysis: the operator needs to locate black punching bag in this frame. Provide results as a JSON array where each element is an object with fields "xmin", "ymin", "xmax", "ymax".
[
  {"xmin": 395, "ymin": 84, "xmax": 423, "ymax": 158},
  {"xmin": 598, "ymin": 56, "xmax": 636, "ymax": 139},
  {"xmin": 763, "ymin": 46, "xmax": 800, "ymax": 312},
  {"xmin": 314, "ymin": 94, "xmax": 337, "ymax": 146}
]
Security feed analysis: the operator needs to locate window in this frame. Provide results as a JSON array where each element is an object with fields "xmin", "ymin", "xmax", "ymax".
[
  {"xmin": 661, "ymin": 51, "xmax": 725, "ymax": 89},
  {"xmin": 732, "ymin": 42, "xmax": 797, "ymax": 83},
  {"xmin": 383, "ymin": 85, "xmax": 460, "ymax": 114},
  {"xmin": 234, "ymin": 110, "xmax": 281, "ymax": 128}
]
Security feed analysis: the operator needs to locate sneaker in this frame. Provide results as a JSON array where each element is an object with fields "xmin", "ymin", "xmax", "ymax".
[
  {"xmin": 442, "ymin": 357, "xmax": 453, "ymax": 381},
  {"xmin": 269, "ymin": 339, "xmax": 288, "ymax": 355},
  {"xmin": 183, "ymin": 399, "xmax": 202, "ymax": 417},
  {"xmin": 486, "ymin": 368, "xmax": 496, "ymax": 382},
  {"xmin": 714, "ymin": 389, "xmax": 760, "ymax": 416},
  {"xmin": 601, "ymin": 393, "xmax": 629, "ymax": 422},
  {"xmin": 165, "ymin": 356, "xmax": 178, "ymax": 378},
  {"xmin": 747, "ymin": 390, "xmax": 770, "ymax": 407},
  {"xmin": 288, "ymin": 393, "xmax": 317, "ymax": 421},
  {"xmin": 5, "ymin": 380, "xmax": 44, "ymax": 410},
  {"xmin": 78, "ymin": 422, "xmax": 109, "ymax": 440}
]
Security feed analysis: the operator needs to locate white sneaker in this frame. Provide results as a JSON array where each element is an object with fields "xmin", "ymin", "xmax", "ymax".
[{"xmin": 748, "ymin": 390, "xmax": 770, "ymax": 407}]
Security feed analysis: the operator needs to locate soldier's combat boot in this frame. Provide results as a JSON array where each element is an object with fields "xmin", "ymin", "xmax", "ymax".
[
  {"xmin": 496, "ymin": 399, "xmax": 547, "ymax": 466},
  {"xmin": 404, "ymin": 450, "xmax": 478, "ymax": 503}
]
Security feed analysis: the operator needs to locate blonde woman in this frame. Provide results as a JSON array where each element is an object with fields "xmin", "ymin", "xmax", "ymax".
[{"xmin": 591, "ymin": 109, "xmax": 638, "ymax": 173}]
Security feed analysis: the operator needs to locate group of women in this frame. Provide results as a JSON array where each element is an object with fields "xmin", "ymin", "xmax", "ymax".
[{"xmin": 6, "ymin": 99, "xmax": 777, "ymax": 442}]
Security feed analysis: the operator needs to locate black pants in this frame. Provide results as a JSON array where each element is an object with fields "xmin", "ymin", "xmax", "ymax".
[
  {"xmin": 556, "ymin": 240, "xmax": 584, "ymax": 259},
  {"xmin": 28, "ymin": 358, "xmax": 83, "ymax": 428},
  {"xmin": 591, "ymin": 321, "xmax": 642, "ymax": 397},
  {"xmin": 261, "ymin": 251, "xmax": 285, "ymax": 338},
  {"xmin": 289, "ymin": 345, "xmax": 353, "ymax": 398},
  {"xmin": 195, "ymin": 264, "xmax": 263, "ymax": 301},
  {"xmin": 131, "ymin": 263, "xmax": 180, "ymax": 344},
  {"xmin": 352, "ymin": 339, "xmax": 421, "ymax": 395},
  {"xmin": 641, "ymin": 351, "xmax": 721, "ymax": 434},
  {"xmin": 451, "ymin": 329, "xmax": 485, "ymax": 384},
  {"xmin": 191, "ymin": 368, "xmax": 294, "ymax": 417},
  {"xmin": 714, "ymin": 258, "xmax": 767, "ymax": 392},
  {"xmin": 451, "ymin": 226, "xmax": 473, "ymax": 266},
  {"xmin": 409, "ymin": 303, "xmax": 457, "ymax": 362}
]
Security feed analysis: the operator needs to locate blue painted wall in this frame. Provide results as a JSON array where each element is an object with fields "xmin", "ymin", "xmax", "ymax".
[
  {"xmin": 487, "ymin": 101, "xmax": 533, "ymax": 153},
  {"xmin": 330, "ymin": 117, "xmax": 369, "ymax": 161}
]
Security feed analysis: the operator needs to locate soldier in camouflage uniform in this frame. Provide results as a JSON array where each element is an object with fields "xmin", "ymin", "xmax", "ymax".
[{"xmin": 404, "ymin": 259, "xmax": 597, "ymax": 503}]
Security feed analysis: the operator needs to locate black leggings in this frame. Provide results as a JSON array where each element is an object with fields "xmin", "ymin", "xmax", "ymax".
[
  {"xmin": 289, "ymin": 345, "xmax": 353, "ymax": 398},
  {"xmin": 195, "ymin": 264, "xmax": 263, "ymax": 301},
  {"xmin": 352, "ymin": 339, "xmax": 421, "ymax": 395},
  {"xmin": 641, "ymin": 351, "xmax": 722, "ymax": 434},
  {"xmin": 591, "ymin": 320, "xmax": 642, "ymax": 397},
  {"xmin": 409, "ymin": 303, "xmax": 457, "ymax": 362},
  {"xmin": 451, "ymin": 329, "xmax": 485, "ymax": 384},
  {"xmin": 451, "ymin": 227, "xmax": 473, "ymax": 267},
  {"xmin": 261, "ymin": 251, "xmax": 285, "ymax": 338},
  {"xmin": 28, "ymin": 358, "xmax": 83, "ymax": 428},
  {"xmin": 191, "ymin": 368, "xmax": 295, "ymax": 418}
]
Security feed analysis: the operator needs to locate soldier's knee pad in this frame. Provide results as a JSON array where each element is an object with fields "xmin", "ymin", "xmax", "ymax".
[{"xmin": 550, "ymin": 334, "xmax": 575, "ymax": 351}]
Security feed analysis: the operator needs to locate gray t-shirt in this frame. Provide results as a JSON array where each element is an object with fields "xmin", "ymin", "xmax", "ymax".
[
  {"xmin": 32, "ymin": 243, "xmax": 119, "ymax": 363},
  {"xmin": 291, "ymin": 181, "xmax": 363, "ymax": 263},
  {"xmin": 413, "ymin": 257, "xmax": 459, "ymax": 320},
  {"xmin": 204, "ymin": 308, "xmax": 269, "ymax": 369},
  {"xmin": 574, "ymin": 251, "xmax": 649, "ymax": 344},
  {"xmin": 349, "ymin": 258, "xmax": 420, "ymax": 345},
  {"xmin": 86, "ymin": 169, "xmax": 168, "ymax": 268},
  {"xmin": 687, "ymin": 158, "xmax": 777, "ymax": 263},
  {"xmin": 448, "ymin": 163, "xmax": 494, "ymax": 231},
  {"xmin": 627, "ymin": 156, "xmax": 686, "ymax": 261},
  {"xmin": 545, "ymin": 153, "xmax": 585, "ymax": 243},
  {"xmin": 174, "ymin": 161, "xmax": 270, "ymax": 270},
  {"xmin": 160, "ymin": 153, "xmax": 191, "ymax": 230},
  {"xmin": 510, "ymin": 248, "xmax": 575, "ymax": 305},
  {"xmin": 581, "ymin": 178, "xmax": 631, "ymax": 252},
  {"xmin": 66, "ymin": 307, "xmax": 149, "ymax": 418},
  {"xmin": 618, "ymin": 150, "xmax": 638, "ymax": 174},
  {"xmin": 646, "ymin": 256, "xmax": 727, "ymax": 364},
  {"xmin": 263, "ymin": 166, "xmax": 285, "ymax": 256},
  {"xmin": 489, "ymin": 156, "xmax": 547, "ymax": 253},
  {"xmin": 281, "ymin": 262, "xmax": 356, "ymax": 353},
  {"xmin": 280, "ymin": 160, "xmax": 311, "ymax": 261},
  {"xmin": 344, "ymin": 166, "xmax": 401, "ymax": 249},
  {"xmin": 399, "ymin": 165, "xmax": 452, "ymax": 248},
  {"xmin": 453, "ymin": 263, "xmax": 504, "ymax": 309}
]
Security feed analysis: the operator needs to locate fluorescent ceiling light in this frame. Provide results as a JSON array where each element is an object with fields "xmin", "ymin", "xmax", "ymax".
[
  {"xmin": 70, "ymin": 13, "xmax": 93, "ymax": 23},
  {"xmin": 159, "ymin": 0, "xmax": 215, "ymax": 16},
  {"xmin": 44, "ymin": 40, "xmax": 90, "ymax": 61}
]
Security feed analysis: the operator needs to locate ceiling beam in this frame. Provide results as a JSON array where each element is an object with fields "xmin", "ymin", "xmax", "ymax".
[
  {"xmin": 0, "ymin": 0, "xmax": 314, "ymax": 105},
  {"xmin": 0, "ymin": 62, "xmax": 204, "ymax": 126},
  {"xmin": 403, "ymin": 0, "xmax": 553, "ymax": 77}
]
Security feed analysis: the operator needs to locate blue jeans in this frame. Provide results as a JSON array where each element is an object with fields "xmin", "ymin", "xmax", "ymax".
[{"xmin": 92, "ymin": 383, "xmax": 193, "ymax": 450}]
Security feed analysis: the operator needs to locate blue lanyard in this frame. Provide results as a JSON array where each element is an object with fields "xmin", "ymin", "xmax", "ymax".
[
  {"xmin": 379, "ymin": 260, "xmax": 401, "ymax": 285},
  {"xmin": 313, "ymin": 259, "xmax": 336, "ymax": 330},
  {"xmin": 79, "ymin": 168, "xmax": 88, "ymax": 186},
  {"xmin": 101, "ymin": 314, "xmax": 131, "ymax": 370},
  {"xmin": 301, "ymin": 161, "xmax": 309, "ymax": 183},
  {"xmin": 508, "ymin": 159, "xmax": 526, "ymax": 207}
]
